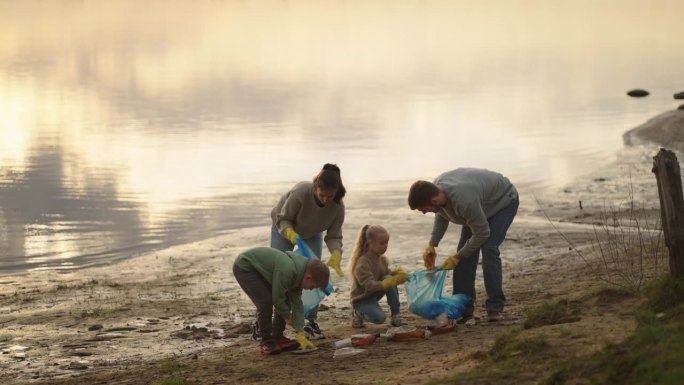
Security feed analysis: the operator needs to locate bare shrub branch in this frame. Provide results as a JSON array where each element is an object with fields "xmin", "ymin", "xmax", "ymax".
[{"xmin": 534, "ymin": 182, "xmax": 666, "ymax": 293}]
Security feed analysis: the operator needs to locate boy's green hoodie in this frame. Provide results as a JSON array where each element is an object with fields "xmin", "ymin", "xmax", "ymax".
[{"xmin": 234, "ymin": 247, "xmax": 309, "ymax": 332}]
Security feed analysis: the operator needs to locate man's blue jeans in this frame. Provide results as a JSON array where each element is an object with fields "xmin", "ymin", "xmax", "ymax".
[
  {"xmin": 270, "ymin": 224, "xmax": 323, "ymax": 319},
  {"xmin": 353, "ymin": 279, "xmax": 401, "ymax": 324},
  {"xmin": 453, "ymin": 198, "xmax": 518, "ymax": 315}
]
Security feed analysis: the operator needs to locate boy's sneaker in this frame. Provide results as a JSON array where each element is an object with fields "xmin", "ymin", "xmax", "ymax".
[
  {"xmin": 352, "ymin": 309, "xmax": 364, "ymax": 328},
  {"xmin": 259, "ymin": 337, "xmax": 281, "ymax": 356},
  {"xmin": 274, "ymin": 337, "xmax": 299, "ymax": 352},
  {"xmin": 304, "ymin": 319, "xmax": 325, "ymax": 340},
  {"xmin": 390, "ymin": 314, "xmax": 407, "ymax": 327}
]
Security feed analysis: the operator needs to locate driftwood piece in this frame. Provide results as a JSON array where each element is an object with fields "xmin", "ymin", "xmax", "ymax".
[{"xmin": 652, "ymin": 148, "xmax": 684, "ymax": 278}]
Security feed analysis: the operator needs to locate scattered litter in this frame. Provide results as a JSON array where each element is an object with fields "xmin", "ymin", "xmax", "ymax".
[
  {"xmin": 291, "ymin": 347, "xmax": 317, "ymax": 355},
  {"xmin": 428, "ymin": 321, "xmax": 457, "ymax": 335},
  {"xmin": 333, "ymin": 346, "xmax": 366, "ymax": 359},
  {"xmin": 333, "ymin": 333, "xmax": 379, "ymax": 348},
  {"xmin": 382, "ymin": 325, "xmax": 431, "ymax": 341},
  {"xmin": 427, "ymin": 313, "xmax": 449, "ymax": 328}
]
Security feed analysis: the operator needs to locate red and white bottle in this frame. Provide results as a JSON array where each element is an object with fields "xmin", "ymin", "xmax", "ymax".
[{"xmin": 334, "ymin": 333, "xmax": 379, "ymax": 348}]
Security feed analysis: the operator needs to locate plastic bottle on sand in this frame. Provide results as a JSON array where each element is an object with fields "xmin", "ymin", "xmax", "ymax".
[{"xmin": 334, "ymin": 334, "xmax": 379, "ymax": 348}]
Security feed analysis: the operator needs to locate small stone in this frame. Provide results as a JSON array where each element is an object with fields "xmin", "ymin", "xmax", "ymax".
[{"xmin": 627, "ymin": 89, "xmax": 649, "ymax": 97}]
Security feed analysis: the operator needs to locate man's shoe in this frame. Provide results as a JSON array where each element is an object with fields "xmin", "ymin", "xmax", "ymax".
[
  {"xmin": 274, "ymin": 337, "xmax": 299, "ymax": 352},
  {"xmin": 304, "ymin": 319, "xmax": 325, "ymax": 340},
  {"xmin": 260, "ymin": 338, "xmax": 282, "ymax": 355},
  {"xmin": 487, "ymin": 310, "xmax": 504, "ymax": 322},
  {"xmin": 251, "ymin": 320, "xmax": 261, "ymax": 341},
  {"xmin": 351, "ymin": 309, "xmax": 364, "ymax": 328},
  {"xmin": 390, "ymin": 314, "xmax": 407, "ymax": 327}
]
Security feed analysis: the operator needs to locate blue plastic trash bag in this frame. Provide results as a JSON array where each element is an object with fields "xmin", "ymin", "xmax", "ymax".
[
  {"xmin": 293, "ymin": 239, "xmax": 333, "ymax": 317},
  {"xmin": 405, "ymin": 269, "xmax": 471, "ymax": 320}
]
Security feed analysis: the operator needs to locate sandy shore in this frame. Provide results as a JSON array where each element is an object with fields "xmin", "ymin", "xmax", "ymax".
[{"xmin": 0, "ymin": 109, "xmax": 682, "ymax": 384}]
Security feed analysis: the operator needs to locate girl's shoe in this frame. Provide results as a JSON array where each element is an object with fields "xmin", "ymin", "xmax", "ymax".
[{"xmin": 352, "ymin": 310, "xmax": 364, "ymax": 328}]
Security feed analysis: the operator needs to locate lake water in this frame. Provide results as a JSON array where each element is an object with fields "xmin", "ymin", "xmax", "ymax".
[{"xmin": 1, "ymin": 0, "xmax": 683, "ymax": 274}]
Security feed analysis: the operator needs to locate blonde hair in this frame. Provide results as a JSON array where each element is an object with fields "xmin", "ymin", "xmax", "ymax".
[{"xmin": 347, "ymin": 224, "xmax": 390, "ymax": 276}]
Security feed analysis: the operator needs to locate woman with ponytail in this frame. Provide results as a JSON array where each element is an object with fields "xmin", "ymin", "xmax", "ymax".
[{"xmin": 269, "ymin": 163, "xmax": 346, "ymax": 339}]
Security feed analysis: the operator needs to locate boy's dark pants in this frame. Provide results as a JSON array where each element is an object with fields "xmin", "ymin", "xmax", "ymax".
[{"xmin": 232, "ymin": 264, "xmax": 287, "ymax": 339}]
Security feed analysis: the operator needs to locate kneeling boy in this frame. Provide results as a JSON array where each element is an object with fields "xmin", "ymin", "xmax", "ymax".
[{"xmin": 232, "ymin": 247, "xmax": 330, "ymax": 355}]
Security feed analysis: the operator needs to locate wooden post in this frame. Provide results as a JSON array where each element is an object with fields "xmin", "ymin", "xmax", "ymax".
[{"xmin": 652, "ymin": 148, "xmax": 684, "ymax": 278}]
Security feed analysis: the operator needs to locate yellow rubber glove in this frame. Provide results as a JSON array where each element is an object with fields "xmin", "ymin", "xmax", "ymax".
[
  {"xmin": 440, "ymin": 255, "xmax": 460, "ymax": 270},
  {"xmin": 381, "ymin": 276, "xmax": 398, "ymax": 290},
  {"xmin": 423, "ymin": 245, "xmax": 436, "ymax": 270},
  {"xmin": 326, "ymin": 249, "xmax": 344, "ymax": 277},
  {"xmin": 283, "ymin": 227, "xmax": 299, "ymax": 245},
  {"xmin": 393, "ymin": 269, "xmax": 408, "ymax": 285},
  {"xmin": 295, "ymin": 331, "xmax": 315, "ymax": 350}
]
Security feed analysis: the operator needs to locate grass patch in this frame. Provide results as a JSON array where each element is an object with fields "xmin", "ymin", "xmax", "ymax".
[
  {"xmin": 544, "ymin": 275, "xmax": 684, "ymax": 385},
  {"xmin": 523, "ymin": 299, "xmax": 581, "ymax": 329},
  {"xmin": 426, "ymin": 330, "xmax": 553, "ymax": 384},
  {"xmin": 489, "ymin": 332, "xmax": 551, "ymax": 363},
  {"xmin": 426, "ymin": 276, "xmax": 684, "ymax": 385},
  {"xmin": 159, "ymin": 358, "xmax": 184, "ymax": 374},
  {"xmin": 644, "ymin": 275, "xmax": 684, "ymax": 313}
]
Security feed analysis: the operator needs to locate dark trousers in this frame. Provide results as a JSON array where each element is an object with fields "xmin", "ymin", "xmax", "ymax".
[{"xmin": 232, "ymin": 263, "xmax": 287, "ymax": 339}]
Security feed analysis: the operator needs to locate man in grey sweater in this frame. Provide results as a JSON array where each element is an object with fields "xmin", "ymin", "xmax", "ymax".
[{"xmin": 408, "ymin": 168, "xmax": 519, "ymax": 322}]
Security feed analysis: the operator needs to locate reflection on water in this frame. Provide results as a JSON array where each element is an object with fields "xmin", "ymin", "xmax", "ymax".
[{"xmin": 1, "ymin": 0, "xmax": 683, "ymax": 274}]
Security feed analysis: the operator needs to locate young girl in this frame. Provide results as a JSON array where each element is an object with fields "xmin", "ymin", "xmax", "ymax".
[{"xmin": 348, "ymin": 224, "xmax": 408, "ymax": 328}]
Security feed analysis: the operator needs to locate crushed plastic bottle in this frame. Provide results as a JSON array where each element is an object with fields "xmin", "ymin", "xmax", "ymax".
[
  {"xmin": 333, "ymin": 347, "xmax": 367, "ymax": 359},
  {"xmin": 334, "ymin": 333, "xmax": 379, "ymax": 348},
  {"xmin": 386, "ymin": 326, "xmax": 431, "ymax": 342},
  {"xmin": 427, "ymin": 321, "xmax": 457, "ymax": 335}
]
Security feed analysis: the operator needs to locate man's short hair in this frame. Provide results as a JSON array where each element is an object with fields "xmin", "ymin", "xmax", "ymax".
[
  {"xmin": 307, "ymin": 259, "xmax": 330, "ymax": 290},
  {"xmin": 408, "ymin": 180, "xmax": 440, "ymax": 209}
]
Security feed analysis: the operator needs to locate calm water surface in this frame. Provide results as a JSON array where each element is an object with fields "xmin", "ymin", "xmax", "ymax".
[{"xmin": 1, "ymin": 0, "xmax": 683, "ymax": 274}]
